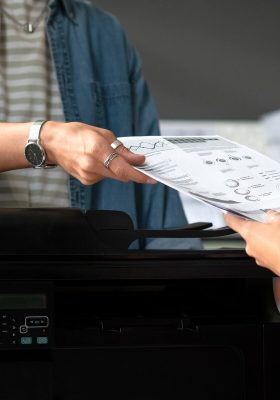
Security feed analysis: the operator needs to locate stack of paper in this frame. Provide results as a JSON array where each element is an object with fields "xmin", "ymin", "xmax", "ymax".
[{"xmin": 121, "ymin": 135, "xmax": 280, "ymax": 222}]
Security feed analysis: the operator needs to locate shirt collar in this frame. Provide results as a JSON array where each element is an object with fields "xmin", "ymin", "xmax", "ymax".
[{"xmin": 48, "ymin": 0, "xmax": 76, "ymax": 22}]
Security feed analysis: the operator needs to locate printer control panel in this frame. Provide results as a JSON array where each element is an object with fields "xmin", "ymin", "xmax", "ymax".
[{"xmin": 0, "ymin": 287, "xmax": 53, "ymax": 349}]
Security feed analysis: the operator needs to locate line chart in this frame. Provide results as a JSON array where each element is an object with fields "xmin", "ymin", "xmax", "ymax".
[{"xmin": 127, "ymin": 140, "xmax": 172, "ymax": 154}]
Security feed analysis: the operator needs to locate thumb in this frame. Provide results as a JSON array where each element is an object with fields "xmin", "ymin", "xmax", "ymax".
[{"xmin": 119, "ymin": 147, "xmax": 146, "ymax": 166}]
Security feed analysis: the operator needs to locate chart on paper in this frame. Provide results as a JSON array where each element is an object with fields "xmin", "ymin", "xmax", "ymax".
[{"xmin": 120, "ymin": 135, "xmax": 280, "ymax": 221}]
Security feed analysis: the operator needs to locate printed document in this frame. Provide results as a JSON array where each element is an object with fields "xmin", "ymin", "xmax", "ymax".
[{"xmin": 120, "ymin": 136, "xmax": 280, "ymax": 221}]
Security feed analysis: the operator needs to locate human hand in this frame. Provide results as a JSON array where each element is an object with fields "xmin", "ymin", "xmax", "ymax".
[
  {"xmin": 40, "ymin": 121, "xmax": 155, "ymax": 185},
  {"xmin": 224, "ymin": 211, "xmax": 280, "ymax": 276}
]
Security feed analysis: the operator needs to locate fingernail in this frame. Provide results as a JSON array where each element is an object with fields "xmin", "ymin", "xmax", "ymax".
[
  {"xmin": 135, "ymin": 153, "xmax": 145, "ymax": 159},
  {"xmin": 147, "ymin": 178, "xmax": 157, "ymax": 184}
]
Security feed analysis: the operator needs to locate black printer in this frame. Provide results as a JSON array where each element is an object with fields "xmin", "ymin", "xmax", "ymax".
[{"xmin": 0, "ymin": 208, "xmax": 278, "ymax": 400}]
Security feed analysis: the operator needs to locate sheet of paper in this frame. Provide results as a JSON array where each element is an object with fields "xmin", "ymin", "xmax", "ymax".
[
  {"xmin": 120, "ymin": 135, "xmax": 280, "ymax": 221},
  {"xmin": 160, "ymin": 120, "xmax": 268, "ymax": 228}
]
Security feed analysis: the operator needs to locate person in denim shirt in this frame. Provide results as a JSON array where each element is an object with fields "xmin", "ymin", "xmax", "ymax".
[{"xmin": 0, "ymin": 0, "xmax": 200, "ymax": 249}]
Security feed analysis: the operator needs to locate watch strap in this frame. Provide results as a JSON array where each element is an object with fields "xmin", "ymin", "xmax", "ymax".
[{"xmin": 28, "ymin": 120, "xmax": 47, "ymax": 142}]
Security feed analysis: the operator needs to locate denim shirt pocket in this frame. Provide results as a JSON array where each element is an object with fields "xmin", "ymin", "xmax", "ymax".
[{"xmin": 91, "ymin": 81, "xmax": 133, "ymax": 136}]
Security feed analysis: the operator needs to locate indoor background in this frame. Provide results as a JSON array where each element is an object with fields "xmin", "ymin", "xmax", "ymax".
[{"xmin": 96, "ymin": 0, "xmax": 280, "ymax": 120}]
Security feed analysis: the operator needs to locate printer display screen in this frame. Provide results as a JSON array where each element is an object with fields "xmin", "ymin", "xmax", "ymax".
[{"xmin": 0, "ymin": 294, "xmax": 47, "ymax": 309}]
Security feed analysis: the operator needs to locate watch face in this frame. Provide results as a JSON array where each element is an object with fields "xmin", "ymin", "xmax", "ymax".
[{"xmin": 25, "ymin": 143, "xmax": 45, "ymax": 167}]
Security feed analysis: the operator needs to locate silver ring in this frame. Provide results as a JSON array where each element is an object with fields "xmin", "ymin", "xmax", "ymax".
[
  {"xmin": 111, "ymin": 139, "xmax": 123, "ymax": 150},
  {"xmin": 103, "ymin": 151, "xmax": 119, "ymax": 169}
]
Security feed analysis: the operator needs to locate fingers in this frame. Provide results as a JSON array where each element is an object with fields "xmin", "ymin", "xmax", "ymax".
[
  {"xmin": 95, "ymin": 129, "xmax": 156, "ymax": 183},
  {"xmin": 116, "ymin": 144, "xmax": 146, "ymax": 165},
  {"xmin": 110, "ymin": 139, "xmax": 145, "ymax": 165},
  {"xmin": 102, "ymin": 151, "xmax": 155, "ymax": 184},
  {"xmin": 98, "ymin": 128, "xmax": 146, "ymax": 164},
  {"xmin": 265, "ymin": 210, "xmax": 280, "ymax": 224},
  {"xmin": 225, "ymin": 213, "xmax": 266, "ymax": 244},
  {"xmin": 224, "ymin": 213, "xmax": 249, "ymax": 236},
  {"xmin": 225, "ymin": 211, "xmax": 280, "ymax": 237},
  {"xmin": 110, "ymin": 139, "xmax": 124, "ymax": 151},
  {"xmin": 86, "ymin": 128, "xmax": 155, "ymax": 184},
  {"xmin": 108, "ymin": 143, "xmax": 157, "ymax": 183}
]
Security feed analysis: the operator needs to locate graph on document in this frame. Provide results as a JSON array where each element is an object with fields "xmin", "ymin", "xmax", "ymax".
[{"xmin": 127, "ymin": 139, "xmax": 173, "ymax": 155}]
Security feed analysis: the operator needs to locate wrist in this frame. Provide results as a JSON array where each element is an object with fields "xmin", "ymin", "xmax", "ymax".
[
  {"xmin": 0, "ymin": 123, "xmax": 33, "ymax": 171},
  {"xmin": 39, "ymin": 120, "xmax": 59, "ymax": 164}
]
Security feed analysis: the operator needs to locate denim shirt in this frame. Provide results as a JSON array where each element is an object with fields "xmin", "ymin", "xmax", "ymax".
[{"xmin": 46, "ymin": 0, "xmax": 201, "ymax": 249}]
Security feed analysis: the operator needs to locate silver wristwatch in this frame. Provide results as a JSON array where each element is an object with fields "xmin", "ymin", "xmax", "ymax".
[{"xmin": 24, "ymin": 120, "xmax": 57, "ymax": 169}]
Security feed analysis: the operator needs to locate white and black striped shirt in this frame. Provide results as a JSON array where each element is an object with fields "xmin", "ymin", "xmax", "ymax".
[{"xmin": 0, "ymin": 0, "xmax": 69, "ymax": 207}]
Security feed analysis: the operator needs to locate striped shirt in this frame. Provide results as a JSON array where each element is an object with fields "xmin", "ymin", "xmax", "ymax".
[{"xmin": 0, "ymin": 0, "xmax": 70, "ymax": 207}]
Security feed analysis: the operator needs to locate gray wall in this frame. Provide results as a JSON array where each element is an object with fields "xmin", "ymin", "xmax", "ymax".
[{"xmin": 96, "ymin": 0, "xmax": 280, "ymax": 120}]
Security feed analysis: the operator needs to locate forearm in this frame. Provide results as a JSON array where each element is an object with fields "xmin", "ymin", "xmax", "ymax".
[
  {"xmin": 0, "ymin": 122, "xmax": 32, "ymax": 172},
  {"xmin": 0, "ymin": 121, "xmax": 151, "ymax": 186}
]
